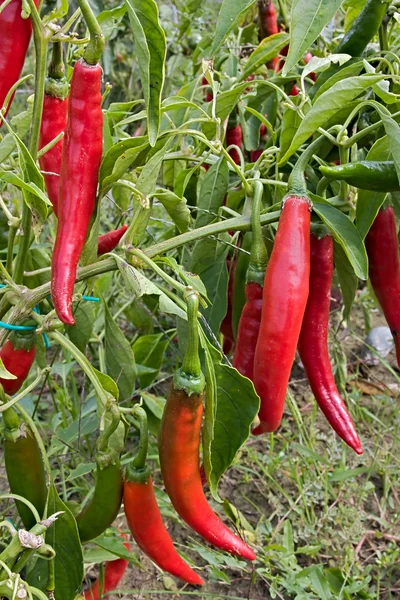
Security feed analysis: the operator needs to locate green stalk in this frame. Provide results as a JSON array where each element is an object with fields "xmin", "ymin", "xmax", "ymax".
[
  {"xmin": 76, "ymin": 0, "xmax": 105, "ymax": 65},
  {"xmin": 174, "ymin": 291, "xmax": 205, "ymax": 395},
  {"xmin": 14, "ymin": 1, "xmax": 48, "ymax": 284},
  {"xmin": 247, "ymin": 177, "xmax": 268, "ymax": 286},
  {"xmin": 288, "ymin": 136, "xmax": 333, "ymax": 197}
]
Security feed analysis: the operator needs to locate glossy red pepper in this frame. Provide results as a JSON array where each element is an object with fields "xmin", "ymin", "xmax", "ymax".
[
  {"xmin": 124, "ymin": 406, "xmax": 203, "ymax": 585},
  {"xmin": 83, "ymin": 535, "xmax": 130, "ymax": 600},
  {"xmin": 365, "ymin": 206, "xmax": 400, "ymax": 367},
  {"xmin": 233, "ymin": 180, "xmax": 267, "ymax": 380},
  {"xmin": 0, "ymin": 327, "xmax": 36, "ymax": 395},
  {"xmin": 97, "ymin": 225, "xmax": 128, "ymax": 256},
  {"xmin": 0, "ymin": 0, "xmax": 38, "ymax": 123},
  {"xmin": 159, "ymin": 293, "xmax": 256, "ymax": 561},
  {"xmin": 253, "ymin": 195, "xmax": 311, "ymax": 434},
  {"xmin": 258, "ymin": 0, "xmax": 280, "ymax": 70},
  {"xmin": 51, "ymin": 58, "xmax": 103, "ymax": 325},
  {"xmin": 298, "ymin": 234, "xmax": 363, "ymax": 454},
  {"xmin": 225, "ymin": 124, "xmax": 243, "ymax": 165}
]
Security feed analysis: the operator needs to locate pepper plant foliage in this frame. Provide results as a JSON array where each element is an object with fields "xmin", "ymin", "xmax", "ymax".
[{"xmin": 0, "ymin": 0, "xmax": 399, "ymax": 597}]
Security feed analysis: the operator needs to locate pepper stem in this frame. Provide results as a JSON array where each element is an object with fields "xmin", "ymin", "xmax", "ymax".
[
  {"xmin": 247, "ymin": 178, "xmax": 268, "ymax": 285},
  {"xmin": 125, "ymin": 405, "xmax": 150, "ymax": 483},
  {"xmin": 48, "ymin": 41, "xmax": 64, "ymax": 80},
  {"xmin": 288, "ymin": 136, "xmax": 332, "ymax": 197},
  {"xmin": 182, "ymin": 291, "xmax": 201, "ymax": 378},
  {"xmin": 96, "ymin": 402, "xmax": 121, "ymax": 454},
  {"xmin": 76, "ymin": 0, "xmax": 105, "ymax": 65}
]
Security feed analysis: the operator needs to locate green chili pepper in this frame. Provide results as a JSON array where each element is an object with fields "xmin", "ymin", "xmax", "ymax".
[
  {"xmin": 336, "ymin": 0, "xmax": 389, "ymax": 56},
  {"xmin": 320, "ymin": 161, "xmax": 400, "ymax": 192},
  {"xmin": 76, "ymin": 402, "xmax": 123, "ymax": 544},
  {"xmin": 3, "ymin": 407, "xmax": 48, "ymax": 530}
]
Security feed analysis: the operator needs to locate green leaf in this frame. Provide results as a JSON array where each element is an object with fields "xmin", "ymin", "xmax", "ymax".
[
  {"xmin": 104, "ymin": 301, "xmax": 136, "ymax": 401},
  {"xmin": 312, "ymin": 196, "xmax": 368, "ymax": 280},
  {"xmin": 153, "ymin": 188, "xmax": 190, "ymax": 232},
  {"xmin": 27, "ymin": 484, "xmax": 84, "ymax": 600},
  {"xmin": 312, "ymin": 59, "xmax": 363, "ymax": 101},
  {"xmin": 195, "ymin": 158, "xmax": 229, "ymax": 228},
  {"xmin": 372, "ymin": 104, "xmax": 400, "ymax": 185},
  {"xmin": 333, "ymin": 242, "xmax": 358, "ymax": 320},
  {"xmin": 132, "ymin": 333, "xmax": 168, "ymax": 388},
  {"xmin": 99, "ymin": 136, "xmax": 149, "ymax": 192},
  {"xmin": 240, "ymin": 33, "xmax": 289, "ymax": 81},
  {"xmin": 202, "ymin": 83, "xmax": 249, "ymax": 140},
  {"xmin": 210, "ymin": 0, "xmax": 257, "ymax": 56},
  {"xmin": 65, "ymin": 303, "xmax": 95, "ymax": 352},
  {"xmin": 282, "ymin": 0, "xmax": 343, "ymax": 77},
  {"xmin": 279, "ymin": 75, "xmax": 385, "ymax": 164},
  {"xmin": 280, "ymin": 96, "xmax": 302, "ymax": 159},
  {"xmin": 125, "ymin": 0, "xmax": 166, "ymax": 146}
]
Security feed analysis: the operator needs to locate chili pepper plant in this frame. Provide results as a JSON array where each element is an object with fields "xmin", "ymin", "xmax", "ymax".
[{"xmin": 0, "ymin": 0, "xmax": 399, "ymax": 598}]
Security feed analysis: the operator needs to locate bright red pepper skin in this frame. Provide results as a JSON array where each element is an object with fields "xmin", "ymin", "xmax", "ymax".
[
  {"xmin": 253, "ymin": 195, "xmax": 311, "ymax": 434},
  {"xmin": 159, "ymin": 387, "xmax": 256, "ymax": 561},
  {"xmin": 232, "ymin": 282, "xmax": 263, "ymax": 380},
  {"xmin": 83, "ymin": 537, "xmax": 130, "ymax": 600},
  {"xmin": 39, "ymin": 94, "xmax": 69, "ymax": 216},
  {"xmin": 123, "ymin": 475, "xmax": 204, "ymax": 585},
  {"xmin": 0, "ymin": 331, "xmax": 36, "ymax": 396},
  {"xmin": 365, "ymin": 206, "xmax": 400, "ymax": 367},
  {"xmin": 0, "ymin": 0, "xmax": 38, "ymax": 123},
  {"xmin": 97, "ymin": 225, "xmax": 128, "ymax": 256},
  {"xmin": 258, "ymin": 0, "xmax": 280, "ymax": 70},
  {"xmin": 298, "ymin": 235, "xmax": 363, "ymax": 454},
  {"xmin": 226, "ymin": 124, "xmax": 243, "ymax": 165},
  {"xmin": 51, "ymin": 59, "xmax": 103, "ymax": 325}
]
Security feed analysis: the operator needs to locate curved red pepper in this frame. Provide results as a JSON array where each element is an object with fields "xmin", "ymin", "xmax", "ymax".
[
  {"xmin": 51, "ymin": 58, "xmax": 103, "ymax": 325},
  {"xmin": 39, "ymin": 93, "xmax": 68, "ymax": 216},
  {"xmin": 365, "ymin": 206, "xmax": 400, "ymax": 367},
  {"xmin": 0, "ymin": 329, "xmax": 36, "ymax": 395},
  {"xmin": 97, "ymin": 225, "xmax": 128, "ymax": 256},
  {"xmin": 253, "ymin": 195, "xmax": 311, "ymax": 434},
  {"xmin": 298, "ymin": 234, "xmax": 363, "ymax": 454},
  {"xmin": 0, "ymin": 0, "xmax": 38, "ymax": 123},
  {"xmin": 233, "ymin": 282, "xmax": 263, "ymax": 379},
  {"xmin": 83, "ymin": 536, "xmax": 130, "ymax": 600},
  {"xmin": 124, "ymin": 475, "xmax": 204, "ymax": 585}
]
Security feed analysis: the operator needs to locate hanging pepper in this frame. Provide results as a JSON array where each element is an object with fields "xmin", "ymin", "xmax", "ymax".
[
  {"xmin": 365, "ymin": 206, "xmax": 400, "ymax": 367},
  {"xmin": 124, "ymin": 406, "xmax": 204, "ymax": 585},
  {"xmin": 97, "ymin": 225, "xmax": 128, "ymax": 256},
  {"xmin": 83, "ymin": 534, "xmax": 130, "ymax": 600},
  {"xmin": 39, "ymin": 43, "xmax": 69, "ymax": 216},
  {"xmin": 0, "ymin": 325, "xmax": 36, "ymax": 396},
  {"xmin": 76, "ymin": 403, "xmax": 123, "ymax": 543},
  {"xmin": 51, "ymin": 12, "xmax": 104, "ymax": 325},
  {"xmin": 298, "ymin": 233, "xmax": 363, "ymax": 454},
  {"xmin": 253, "ymin": 139, "xmax": 316, "ymax": 434},
  {"xmin": 233, "ymin": 180, "xmax": 267, "ymax": 380},
  {"xmin": 159, "ymin": 291, "xmax": 256, "ymax": 560},
  {"xmin": 225, "ymin": 113, "xmax": 243, "ymax": 165},
  {"xmin": 320, "ymin": 161, "xmax": 400, "ymax": 192},
  {"xmin": 336, "ymin": 0, "xmax": 389, "ymax": 57},
  {"xmin": 0, "ymin": 0, "xmax": 38, "ymax": 123},
  {"xmin": 3, "ymin": 406, "xmax": 48, "ymax": 529},
  {"xmin": 258, "ymin": 0, "xmax": 280, "ymax": 70}
]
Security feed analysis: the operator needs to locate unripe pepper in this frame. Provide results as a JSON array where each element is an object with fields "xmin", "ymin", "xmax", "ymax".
[
  {"xmin": 76, "ymin": 403, "xmax": 123, "ymax": 543},
  {"xmin": 39, "ymin": 44, "xmax": 69, "ymax": 216},
  {"xmin": 83, "ymin": 534, "xmax": 130, "ymax": 600},
  {"xmin": 159, "ymin": 292, "xmax": 256, "ymax": 561},
  {"xmin": 298, "ymin": 233, "xmax": 363, "ymax": 454},
  {"xmin": 233, "ymin": 180, "xmax": 267, "ymax": 380},
  {"xmin": 3, "ymin": 406, "xmax": 48, "ymax": 529},
  {"xmin": 0, "ymin": 326, "xmax": 36, "ymax": 395},
  {"xmin": 0, "ymin": 0, "xmax": 38, "ymax": 123},
  {"xmin": 97, "ymin": 225, "xmax": 128, "ymax": 256},
  {"xmin": 336, "ymin": 0, "xmax": 389, "ymax": 57},
  {"xmin": 320, "ymin": 161, "xmax": 400, "ymax": 193},
  {"xmin": 51, "ymin": 21, "xmax": 104, "ymax": 325},
  {"xmin": 124, "ymin": 406, "xmax": 204, "ymax": 585},
  {"xmin": 365, "ymin": 206, "xmax": 400, "ymax": 367}
]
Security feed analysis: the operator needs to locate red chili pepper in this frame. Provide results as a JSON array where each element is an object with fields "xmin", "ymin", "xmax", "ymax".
[
  {"xmin": 303, "ymin": 52, "xmax": 317, "ymax": 82},
  {"xmin": 233, "ymin": 181, "xmax": 267, "ymax": 380},
  {"xmin": 159, "ymin": 293, "xmax": 256, "ymax": 561},
  {"xmin": 201, "ymin": 76, "xmax": 213, "ymax": 102},
  {"xmin": 0, "ymin": 327, "xmax": 36, "ymax": 396},
  {"xmin": 258, "ymin": 0, "xmax": 280, "ymax": 70},
  {"xmin": 51, "ymin": 58, "xmax": 103, "ymax": 325},
  {"xmin": 253, "ymin": 195, "xmax": 311, "ymax": 434},
  {"xmin": 0, "ymin": 0, "xmax": 38, "ymax": 123},
  {"xmin": 226, "ymin": 123, "xmax": 243, "ymax": 165},
  {"xmin": 290, "ymin": 83, "xmax": 300, "ymax": 96},
  {"xmin": 124, "ymin": 406, "xmax": 204, "ymax": 585},
  {"xmin": 83, "ymin": 535, "xmax": 130, "ymax": 600},
  {"xmin": 365, "ymin": 206, "xmax": 400, "ymax": 367},
  {"xmin": 298, "ymin": 234, "xmax": 363, "ymax": 454},
  {"xmin": 97, "ymin": 225, "xmax": 128, "ymax": 256},
  {"xmin": 251, "ymin": 149, "xmax": 263, "ymax": 162}
]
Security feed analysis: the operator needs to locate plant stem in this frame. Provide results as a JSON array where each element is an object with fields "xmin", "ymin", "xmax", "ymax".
[{"xmin": 76, "ymin": 0, "xmax": 105, "ymax": 65}]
